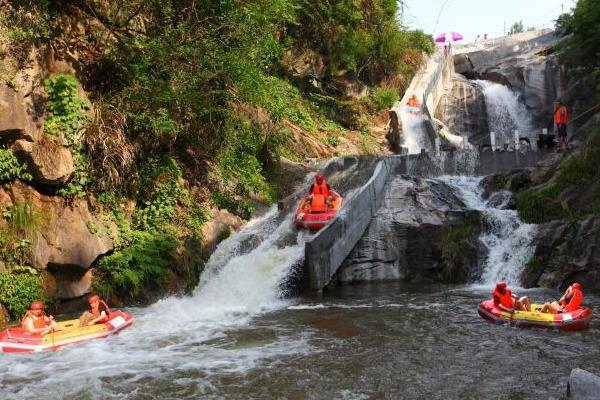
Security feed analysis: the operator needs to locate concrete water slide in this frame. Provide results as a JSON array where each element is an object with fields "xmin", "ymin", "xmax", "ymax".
[{"xmin": 303, "ymin": 31, "xmax": 554, "ymax": 291}]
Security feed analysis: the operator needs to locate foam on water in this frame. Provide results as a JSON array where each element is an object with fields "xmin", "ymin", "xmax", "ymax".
[{"xmin": 437, "ymin": 175, "xmax": 537, "ymax": 288}]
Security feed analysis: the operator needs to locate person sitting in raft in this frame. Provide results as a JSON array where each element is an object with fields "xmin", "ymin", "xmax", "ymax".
[
  {"xmin": 406, "ymin": 94, "xmax": 420, "ymax": 108},
  {"xmin": 540, "ymin": 283, "xmax": 583, "ymax": 314},
  {"xmin": 22, "ymin": 300, "xmax": 58, "ymax": 335},
  {"xmin": 307, "ymin": 174, "xmax": 333, "ymax": 213},
  {"xmin": 492, "ymin": 282, "xmax": 530, "ymax": 313},
  {"xmin": 79, "ymin": 294, "xmax": 111, "ymax": 327}
]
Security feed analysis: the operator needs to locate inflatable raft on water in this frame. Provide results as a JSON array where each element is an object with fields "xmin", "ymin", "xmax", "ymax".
[
  {"xmin": 294, "ymin": 191, "xmax": 343, "ymax": 231},
  {"xmin": 0, "ymin": 310, "xmax": 134, "ymax": 353},
  {"xmin": 478, "ymin": 300, "xmax": 592, "ymax": 331}
]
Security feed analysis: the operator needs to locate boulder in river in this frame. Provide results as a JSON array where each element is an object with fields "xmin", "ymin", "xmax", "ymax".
[
  {"xmin": 568, "ymin": 368, "xmax": 600, "ymax": 400},
  {"xmin": 334, "ymin": 176, "xmax": 484, "ymax": 284}
]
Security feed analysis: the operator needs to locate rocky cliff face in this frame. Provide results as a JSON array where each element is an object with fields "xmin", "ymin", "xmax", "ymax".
[
  {"xmin": 453, "ymin": 33, "xmax": 561, "ymax": 130},
  {"xmin": 334, "ymin": 176, "xmax": 484, "ymax": 284},
  {"xmin": 521, "ymin": 217, "xmax": 600, "ymax": 292}
]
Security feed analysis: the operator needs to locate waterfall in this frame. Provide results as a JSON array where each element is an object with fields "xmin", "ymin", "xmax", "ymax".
[
  {"xmin": 438, "ymin": 176, "xmax": 537, "ymax": 287},
  {"xmin": 474, "ymin": 80, "xmax": 534, "ymax": 148},
  {"xmin": 399, "ymin": 108, "xmax": 430, "ymax": 154}
]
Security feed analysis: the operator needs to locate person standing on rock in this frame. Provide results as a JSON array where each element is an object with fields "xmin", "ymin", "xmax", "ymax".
[{"xmin": 554, "ymin": 100, "xmax": 569, "ymax": 152}]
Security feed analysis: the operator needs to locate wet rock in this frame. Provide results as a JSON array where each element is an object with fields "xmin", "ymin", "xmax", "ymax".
[
  {"xmin": 12, "ymin": 138, "xmax": 74, "ymax": 185},
  {"xmin": 486, "ymin": 190, "xmax": 515, "ymax": 210},
  {"xmin": 334, "ymin": 176, "xmax": 484, "ymax": 284},
  {"xmin": 201, "ymin": 208, "xmax": 245, "ymax": 255},
  {"xmin": 49, "ymin": 269, "xmax": 93, "ymax": 300},
  {"xmin": 568, "ymin": 368, "xmax": 600, "ymax": 400},
  {"xmin": 435, "ymin": 74, "xmax": 489, "ymax": 145},
  {"xmin": 457, "ymin": 32, "xmax": 561, "ymax": 133},
  {"xmin": 0, "ymin": 181, "xmax": 113, "ymax": 273},
  {"xmin": 522, "ymin": 217, "xmax": 600, "ymax": 292}
]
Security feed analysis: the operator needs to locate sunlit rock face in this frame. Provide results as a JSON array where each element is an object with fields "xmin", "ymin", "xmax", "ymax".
[
  {"xmin": 435, "ymin": 74, "xmax": 489, "ymax": 145},
  {"xmin": 334, "ymin": 176, "xmax": 484, "ymax": 284},
  {"xmin": 453, "ymin": 32, "xmax": 563, "ymax": 133},
  {"xmin": 0, "ymin": 181, "xmax": 114, "ymax": 299}
]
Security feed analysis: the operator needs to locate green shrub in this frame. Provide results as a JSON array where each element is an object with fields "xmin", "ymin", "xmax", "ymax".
[
  {"xmin": 44, "ymin": 74, "xmax": 90, "ymax": 144},
  {"xmin": 0, "ymin": 148, "xmax": 32, "ymax": 182},
  {"xmin": 516, "ymin": 186, "xmax": 562, "ymax": 224},
  {"xmin": 93, "ymin": 231, "xmax": 180, "ymax": 300},
  {"xmin": 371, "ymin": 87, "xmax": 399, "ymax": 110},
  {"xmin": 0, "ymin": 272, "xmax": 45, "ymax": 320}
]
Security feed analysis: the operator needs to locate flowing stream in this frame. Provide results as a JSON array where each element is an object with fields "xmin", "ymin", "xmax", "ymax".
[
  {"xmin": 438, "ymin": 176, "xmax": 537, "ymax": 287},
  {"xmin": 0, "ymin": 74, "xmax": 596, "ymax": 400}
]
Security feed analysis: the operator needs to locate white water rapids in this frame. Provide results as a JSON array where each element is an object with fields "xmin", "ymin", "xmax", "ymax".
[
  {"xmin": 0, "ymin": 207, "xmax": 315, "ymax": 399},
  {"xmin": 439, "ymin": 176, "xmax": 537, "ymax": 287}
]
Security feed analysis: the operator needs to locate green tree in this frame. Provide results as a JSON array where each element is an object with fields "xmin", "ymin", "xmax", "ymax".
[{"xmin": 508, "ymin": 21, "xmax": 524, "ymax": 35}]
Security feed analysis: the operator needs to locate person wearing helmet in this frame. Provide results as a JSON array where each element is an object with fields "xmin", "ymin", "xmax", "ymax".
[
  {"xmin": 21, "ymin": 300, "xmax": 58, "ymax": 335},
  {"xmin": 541, "ymin": 283, "xmax": 584, "ymax": 314},
  {"xmin": 492, "ymin": 282, "xmax": 530, "ymax": 313},
  {"xmin": 307, "ymin": 174, "xmax": 333, "ymax": 213},
  {"xmin": 79, "ymin": 294, "xmax": 111, "ymax": 327}
]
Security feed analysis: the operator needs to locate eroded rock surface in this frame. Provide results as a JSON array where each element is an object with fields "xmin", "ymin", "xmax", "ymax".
[
  {"xmin": 435, "ymin": 74, "xmax": 489, "ymax": 144},
  {"xmin": 0, "ymin": 181, "xmax": 113, "ymax": 298},
  {"xmin": 0, "ymin": 84, "xmax": 40, "ymax": 142},
  {"xmin": 522, "ymin": 216, "xmax": 600, "ymax": 292},
  {"xmin": 12, "ymin": 138, "xmax": 74, "ymax": 184},
  {"xmin": 334, "ymin": 176, "xmax": 483, "ymax": 284}
]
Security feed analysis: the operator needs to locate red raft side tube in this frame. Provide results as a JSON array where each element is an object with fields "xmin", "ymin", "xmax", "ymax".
[
  {"xmin": 0, "ymin": 310, "xmax": 134, "ymax": 353},
  {"xmin": 293, "ymin": 190, "xmax": 343, "ymax": 231},
  {"xmin": 478, "ymin": 299, "xmax": 593, "ymax": 331}
]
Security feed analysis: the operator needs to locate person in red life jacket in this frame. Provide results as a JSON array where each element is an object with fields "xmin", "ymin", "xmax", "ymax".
[
  {"xmin": 554, "ymin": 100, "xmax": 569, "ymax": 152},
  {"xmin": 79, "ymin": 294, "xmax": 111, "ymax": 327},
  {"xmin": 492, "ymin": 282, "xmax": 530, "ymax": 313},
  {"xmin": 541, "ymin": 282, "xmax": 584, "ymax": 314},
  {"xmin": 21, "ymin": 300, "xmax": 58, "ymax": 335},
  {"xmin": 307, "ymin": 174, "xmax": 333, "ymax": 213}
]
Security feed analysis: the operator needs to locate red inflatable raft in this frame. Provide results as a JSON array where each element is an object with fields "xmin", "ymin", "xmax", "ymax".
[
  {"xmin": 478, "ymin": 299, "xmax": 592, "ymax": 331},
  {"xmin": 0, "ymin": 310, "xmax": 134, "ymax": 353},
  {"xmin": 294, "ymin": 190, "xmax": 343, "ymax": 231}
]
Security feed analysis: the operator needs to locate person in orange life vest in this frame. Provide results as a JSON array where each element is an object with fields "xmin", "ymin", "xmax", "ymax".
[
  {"xmin": 554, "ymin": 100, "xmax": 569, "ymax": 152},
  {"xmin": 541, "ymin": 282, "xmax": 583, "ymax": 314},
  {"xmin": 407, "ymin": 95, "xmax": 420, "ymax": 108},
  {"xmin": 79, "ymin": 294, "xmax": 111, "ymax": 327},
  {"xmin": 492, "ymin": 282, "xmax": 530, "ymax": 313},
  {"xmin": 22, "ymin": 300, "xmax": 58, "ymax": 335},
  {"xmin": 307, "ymin": 174, "xmax": 333, "ymax": 213}
]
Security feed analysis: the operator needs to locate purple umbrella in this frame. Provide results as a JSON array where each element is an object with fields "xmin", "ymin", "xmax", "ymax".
[{"xmin": 435, "ymin": 32, "xmax": 464, "ymax": 43}]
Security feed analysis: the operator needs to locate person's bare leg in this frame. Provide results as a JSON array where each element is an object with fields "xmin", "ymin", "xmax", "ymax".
[
  {"xmin": 549, "ymin": 301, "xmax": 562, "ymax": 314},
  {"xmin": 518, "ymin": 296, "xmax": 530, "ymax": 312}
]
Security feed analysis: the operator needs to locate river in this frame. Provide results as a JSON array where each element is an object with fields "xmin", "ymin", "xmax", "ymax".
[{"xmin": 1, "ymin": 282, "xmax": 598, "ymax": 399}]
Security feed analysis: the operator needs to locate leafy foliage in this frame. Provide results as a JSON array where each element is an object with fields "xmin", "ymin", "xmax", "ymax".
[
  {"xmin": 0, "ymin": 271, "xmax": 45, "ymax": 320},
  {"xmin": 0, "ymin": 203, "xmax": 41, "ymax": 267},
  {"xmin": 555, "ymin": 0, "xmax": 600, "ymax": 95},
  {"xmin": 508, "ymin": 21, "xmax": 524, "ymax": 35},
  {"xmin": 44, "ymin": 74, "xmax": 91, "ymax": 144},
  {"xmin": 0, "ymin": 148, "xmax": 32, "ymax": 182},
  {"xmin": 371, "ymin": 87, "xmax": 399, "ymax": 110},
  {"xmin": 93, "ymin": 230, "xmax": 180, "ymax": 300},
  {"xmin": 517, "ymin": 127, "xmax": 600, "ymax": 223},
  {"xmin": 44, "ymin": 74, "xmax": 92, "ymax": 198}
]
